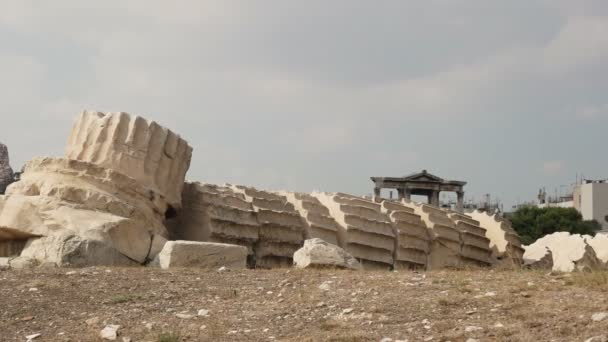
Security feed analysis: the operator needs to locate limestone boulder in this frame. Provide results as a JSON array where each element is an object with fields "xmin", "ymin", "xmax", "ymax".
[
  {"xmin": 587, "ymin": 234, "xmax": 608, "ymax": 266},
  {"xmin": 0, "ymin": 143, "xmax": 14, "ymax": 194},
  {"xmin": 158, "ymin": 241, "xmax": 248, "ymax": 269},
  {"xmin": 0, "ymin": 158, "xmax": 168, "ymax": 264},
  {"xmin": 0, "ymin": 257, "xmax": 9, "ymax": 270},
  {"xmin": 523, "ymin": 247, "xmax": 553, "ymax": 270},
  {"xmin": 524, "ymin": 232, "xmax": 603, "ymax": 272},
  {"xmin": 65, "ymin": 111, "xmax": 192, "ymax": 209},
  {"xmin": 19, "ymin": 233, "xmax": 138, "ymax": 267},
  {"xmin": 293, "ymin": 238, "xmax": 361, "ymax": 270}
]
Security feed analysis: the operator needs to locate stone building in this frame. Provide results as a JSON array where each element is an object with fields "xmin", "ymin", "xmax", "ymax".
[{"xmin": 371, "ymin": 170, "xmax": 466, "ymax": 212}]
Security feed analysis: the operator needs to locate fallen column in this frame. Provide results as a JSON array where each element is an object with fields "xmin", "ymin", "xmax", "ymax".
[
  {"xmin": 281, "ymin": 192, "xmax": 340, "ymax": 246},
  {"xmin": 404, "ymin": 202, "xmax": 462, "ymax": 270},
  {"xmin": 168, "ymin": 182, "xmax": 259, "ymax": 262},
  {"xmin": 380, "ymin": 200, "xmax": 429, "ymax": 270},
  {"xmin": 232, "ymin": 185, "xmax": 305, "ymax": 268},
  {"xmin": 0, "ymin": 111, "xmax": 192, "ymax": 267},
  {"xmin": 313, "ymin": 192, "xmax": 395, "ymax": 270},
  {"xmin": 468, "ymin": 210, "xmax": 524, "ymax": 265},
  {"xmin": 446, "ymin": 212, "xmax": 493, "ymax": 267},
  {"xmin": 65, "ymin": 110, "xmax": 192, "ymax": 209}
]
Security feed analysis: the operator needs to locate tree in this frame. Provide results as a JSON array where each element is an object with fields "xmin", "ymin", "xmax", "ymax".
[{"xmin": 510, "ymin": 207, "xmax": 602, "ymax": 245}]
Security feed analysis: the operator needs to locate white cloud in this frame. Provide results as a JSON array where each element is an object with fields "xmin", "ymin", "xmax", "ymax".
[{"xmin": 542, "ymin": 161, "xmax": 565, "ymax": 175}]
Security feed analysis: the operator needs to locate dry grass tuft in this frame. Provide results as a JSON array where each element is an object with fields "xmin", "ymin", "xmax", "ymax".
[{"xmin": 568, "ymin": 271, "xmax": 608, "ymax": 289}]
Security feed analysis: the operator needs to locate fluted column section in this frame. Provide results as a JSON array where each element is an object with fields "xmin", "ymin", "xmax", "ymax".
[{"xmin": 65, "ymin": 111, "xmax": 192, "ymax": 208}]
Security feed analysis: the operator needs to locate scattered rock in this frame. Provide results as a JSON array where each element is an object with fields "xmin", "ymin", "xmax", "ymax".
[
  {"xmin": 158, "ymin": 241, "xmax": 248, "ymax": 269},
  {"xmin": 25, "ymin": 333, "xmax": 41, "ymax": 341},
  {"xmin": 198, "ymin": 309, "xmax": 210, "ymax": 317},
  {"xmin": 465, "ymin": 326, "xmax": 483, "ymax": 333},
  {"xmin": 100, "ymin": 325, "xmax": 120, "ymax": 340},
  {"xmin": 319, "ymin": 281, "xmax": 333, "ymax": 291},
  {"xmin": 85, "ymin": 317, "xmax": 100, "ymax": 326},
  {"xmin": 176, "ymin": 313, "xmax": 195, "ymax": 319},
  {"xmin": 592, "ymin": 312, "xmax": 608, "ymax": 322},
  {"xmin": 0, "ymin": 257, "xmax": 10, "ymax": 270},
  {"xmin": 9, "ymin": 256, "xmax": 37, "ymax": 269},
  {"xmin": 293, "ymin": 238, "xmax": 362, "ymax": 270},
  {"xmin": 586, "ymin": 336, "xmax": 608, "ymax": 342}
]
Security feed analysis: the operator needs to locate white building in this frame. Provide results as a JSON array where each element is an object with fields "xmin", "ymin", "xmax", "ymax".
[{"xmin": 574, "ymin": 180, "xmax": 608, "ymax": 232}]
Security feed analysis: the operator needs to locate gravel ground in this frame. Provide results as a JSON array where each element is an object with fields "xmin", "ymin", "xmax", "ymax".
[{"xmin": 1, "ymin": 267, "xmax": 608, "ymax": 342}]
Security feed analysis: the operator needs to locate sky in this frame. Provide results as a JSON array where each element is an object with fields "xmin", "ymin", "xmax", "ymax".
[{"xmin": 1, "ymin": 1, "xmax": 607, "ymax": 209}]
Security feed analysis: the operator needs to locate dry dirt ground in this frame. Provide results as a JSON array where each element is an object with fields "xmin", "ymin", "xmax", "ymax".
[{"xmin": 2, "ymin": 267, "xmax": 608, "ymax": 342}]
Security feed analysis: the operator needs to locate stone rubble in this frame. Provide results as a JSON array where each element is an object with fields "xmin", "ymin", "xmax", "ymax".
[
  {"xmin": 293, "ymin": 238, "xmax": 361, "ymax": 270},
  {"xmin": 100, "ymin": 324, "xmax": 120, "ymax": 340}
]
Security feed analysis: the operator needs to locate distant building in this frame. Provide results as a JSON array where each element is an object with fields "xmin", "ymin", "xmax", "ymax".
[{"xmin": 574, "ymin": 180, "xmax": 608, "ymax": 232}]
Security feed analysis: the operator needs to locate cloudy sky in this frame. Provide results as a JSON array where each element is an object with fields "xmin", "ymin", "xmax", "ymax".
[{"xmin": 1, "ymin": 1, "xmax": 607, "ymax": 208}]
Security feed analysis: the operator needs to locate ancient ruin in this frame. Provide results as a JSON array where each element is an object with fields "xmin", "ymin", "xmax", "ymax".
[
  {"xmin": 65, "ymin": 111, "xmax": 192, "ymax": 209},
  {"xmin": 380, "ymin": 200, "xmax": 430, "ymax": 269},
  {"xmin": 468, "ymin": 210, "xmax": 525, "ymax": 264},
  {"xmin": 371, "ymin": 170, "xmax": 466, "ymax": 211},
  {"xmin": 0, "ymin": 143, "xmax": 14, "ymax": 194},
  {"xmin": 314, "ymin": 192, "xmax": 396, "ymax": 270},
  {"xmin": 1, "ymin": 110, "xmax": 571, "ymax": 272},
  {"xmin": 0, "ymin": 111, "xmax": 191, "ymax": 267}
]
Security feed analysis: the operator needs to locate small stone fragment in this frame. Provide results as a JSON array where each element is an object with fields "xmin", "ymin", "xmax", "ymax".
[
  {"xmin": 465, "ymin": 326, "xmax": 483, "ymax": 333},
  {"xmin": 100, "ymin": 325, "xmax": 120, "ymax": 340},
  {"xmin": 319, "ymin": 281, "xmax": 333, "ymax": 291},
  {"xmin": 293, "ymin": 238, "xmax": 362, "ymax": 270},
  {"xmin": 592, "ymin": 312, "xmax": 608, "ymax": 322},
  {"xmin": 176, "ymin": 313, "xmax": 195, "ymax": 319},
  {"xmin": 86, "ymin": 317, "xmax": 100, "ymax": 326},
  {"xmin": 25, "ymin": 333, "xmax": 41, "ymax": 340},
  {"xmin": 586, "ymin": 336, "xmax": 608, "ymax": 342}
]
